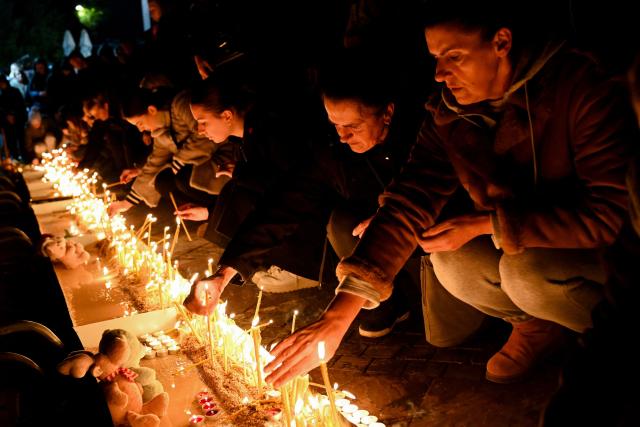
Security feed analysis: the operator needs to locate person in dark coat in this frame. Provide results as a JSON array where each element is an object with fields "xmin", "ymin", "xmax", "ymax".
[
  {"xmin": 262, "ymin": 0, "xmax": 638, "ymax": 388},
  {"xmin": 183, "ymin": 50, "xmax": 430, "ymax": 337},
  {"xmin": 77, "ymin": 92, "xmax": 149, "ymax": 185},
  {"xmin": 176, "ymin": 66, "xmax": 323, "ymax": 286}
]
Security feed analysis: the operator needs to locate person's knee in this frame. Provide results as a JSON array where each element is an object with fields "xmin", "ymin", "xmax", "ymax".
[
  {"xmin": 500, "ymin": 251, "xmax": 553, "ymax": 313},
  {"xmin": 430, "ymin": 251, "xmax": 469, "ymax": 300}
]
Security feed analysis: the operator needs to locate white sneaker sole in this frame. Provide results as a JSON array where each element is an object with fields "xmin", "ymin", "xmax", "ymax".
[
  {"xmin": 252, "ymin": 275, "xmax": 319, "ymax": 293},
  {"xmin": 358, "ymin": 311, "xmax": 410, "ymax": 338}
]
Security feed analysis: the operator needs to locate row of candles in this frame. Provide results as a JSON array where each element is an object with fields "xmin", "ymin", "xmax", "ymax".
[{"xmin": 37, "ymin": 149, "xmax": 385, "ymax": 427}]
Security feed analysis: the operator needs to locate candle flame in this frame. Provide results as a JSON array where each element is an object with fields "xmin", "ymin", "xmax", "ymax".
[
  {"xmin": 251, "ymin": 316, "xmax": 259, "ymax": 327},
  {"xmin": 242, "ymin": 396, "xmax": 249, "ymax": 404},
  {"xmin": 318, "ymin": 341, "xmax": 325, "ymax": 360},
  {"xmin": 295, "ymin": 398, "xmax": 304, "ymax": 414},
  {"xmin": 176, "ymin": 216, "xmax": 181, "ymax": 225}
]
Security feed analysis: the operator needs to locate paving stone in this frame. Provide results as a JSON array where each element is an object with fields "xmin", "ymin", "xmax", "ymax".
[
  {"xmin": 404, "ymin": 361, "xmax": 448, "ymax": 378},
  {"xmin": 397, "ymin": 345, "xmax": 436, "ymax": 361},
  {"xmin": 363, "ymin": 344, "xmax": 401, "ymax": 359},
  {"xmin": 366, "ymin": 358, "xmax": 407, "ymax": 375},
  {"xmin": 443, "ymin": 363, "xmax": 486, "ymax": 381},
  {"xmin": 335, "ymin": 341, "xmax": 368, "ymax": 357},
  {"xmin": 331, "ymin": 355, "xmax": 371, "ymax": 373},
  {"xmin": 431, "ymin": 347, "xmax": 471, "ymax": 364}
]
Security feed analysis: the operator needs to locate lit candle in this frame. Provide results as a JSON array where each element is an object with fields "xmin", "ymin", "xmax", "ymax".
[
  {"xmin": 294, "ymin": 398, "xmax": 304, "ymax": 427},
  {"xmin": 207, "ymin": 258, "xmax": 213, "ymax": 276},
  {"xmin": 253, "ymin": 286, "xmax": 263, "ymax": 321},
  {"xmin": 291, "ymin": 309, "xmax": 299, "ymax": 335},
  {"xmin": 318, "ymin": 342, "xmax": 339, "ymax": 426},
  {"xmin": 205, "ymin": 284, "xmax": 215, "ymax": 367},
  {"xmin": 188, "ymin": 414, "xmax": 205, "ymax": 426},
  {"xmin": 169, "ymin": 216, "xmax": 181, "ymax": 255},
  {"xmin": 251, "ymin": 316, "xmax": 263, "ymax": 392},
  {"xmin": 280, "ymin": 383, "xmax": 293, "ymax": 426}
]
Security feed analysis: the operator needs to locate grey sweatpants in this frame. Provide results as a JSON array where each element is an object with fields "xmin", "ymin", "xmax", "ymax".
[
  {"xmin": 329, "ymin": 205, "xmax": 487, "ymax": 347},
  {"xmin": 431, "ymin": 236, "xmax": 606, "ymax": 336}
]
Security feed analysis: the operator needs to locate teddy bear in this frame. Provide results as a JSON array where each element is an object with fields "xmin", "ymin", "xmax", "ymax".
[
  {"xmin": 58, "ymin": 329, "xmax": 169, "ymax": 427},
  {"xmin": 41, "ymin": 234, "xmax": 90, "ymax": 269}
]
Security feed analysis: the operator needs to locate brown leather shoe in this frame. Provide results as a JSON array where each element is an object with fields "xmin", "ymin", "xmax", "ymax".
[{"xmin": 486, "ymin": 318, "xmax": 566, "ymax": 384}]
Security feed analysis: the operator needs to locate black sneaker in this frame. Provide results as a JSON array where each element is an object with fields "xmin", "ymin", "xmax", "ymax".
[{"xmin": 358, "ymin": 297, "xmax": 410, "ymax": 338}]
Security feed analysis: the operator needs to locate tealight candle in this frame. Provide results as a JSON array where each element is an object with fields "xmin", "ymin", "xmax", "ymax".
[
  {"xmin": 202, "ymin": 402, "xmax": 217, "ymax": 411},
  {"xmin": 195, "ymin": 391, "xmax": 210, "ymax": 400},
  {"xmin": 152, "ymin": 330, "xmax": 164, "ymax": 337},
  {"xmin": 156, "ymin": 348, "xmax": 168, "ymax": 357},
  {"xmin": 188, "ymin": 414, "xmax": 205, "ymax": 426},
  {"xmin": 143, "ymin": 349, "xmax": 156, "ymax": 360},
  {"xmin": 168, "ymin": 345, "xmax": 181, "ymax": 355},
  {"xmin": 360, "ymin": 415, "xmax": 378, "ymax": 425},
  {"xmin": 342, "ymin": 403, "xmax": 359, "ymax": 415},
  {"xmin": 198, "ymin": 396, "xmax": 213, "ymax": 405},
  {"xmin": 353, "ymin": 409, "xmax": 369, "ymax": 419},
  {"xmin": 335, "ymin": 398, "xmax": 350, "ymax": 408},
  {"xmin": 205, "ymin": 409, "xmax": 220, "ymax": 418}
]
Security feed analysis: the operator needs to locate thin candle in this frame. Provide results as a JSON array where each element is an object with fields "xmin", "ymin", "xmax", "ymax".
[
  {"xmin": 251, "ymin": 316, "xmax": 263, "ymax": 392},
  {"xmin": 169, "ymin": 216, "xmax": 181, "ymax": 255},
  {"xmin": 291, "ymin": 309, "xmax": 299, "ymax": 334},
  {"xmin": 318, "ymin": 342, "xmax": 339, "ymax": 426},
  {"xmin": 280, "ymin": 384, "xmax": 293, "ymax": 426},
  {"xmin": 169, "ymin": 192, "xmax": 192, "ymax": 241},
  {"xmin": 207, "ymin": 258, "xmax": 213, "ymax": 276},
  {"xmin": 204, "ymin": 284, "xmax": 215, "ymax": 367},
  {"xmin": 253, "ymin": 286, "xmax": 263, "ymax": 322}
]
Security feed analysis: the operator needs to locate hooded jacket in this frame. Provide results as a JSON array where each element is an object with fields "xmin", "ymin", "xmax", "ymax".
[
  {"xmin": 126, "ymin": 90, "xmax": 235, "ymax": 207},
  {"xmin": 338, "ymin": 45, "xmax": 638, "ymax": 303}
]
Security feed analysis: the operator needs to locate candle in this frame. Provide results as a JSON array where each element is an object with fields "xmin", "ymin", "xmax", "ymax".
[
  {"xmin": 169, "ymin": 192, "xmax": 192, "ymax": 241},
  {"xmin": 291, "ymin": 309, "xmax": 299, "ymax": 334},
  {"xmin": 169, "ymin": 216, "xmax": 181, "ymax": 255},
  {"xmin": 280, "ymin": 384, "xmax": 293, "ymax": 427},
  {"xmin": 360, "ymin": 415, "xmax": 378, "ymax": 425},
  {"xmin": 156, "ymin": 347, "xmax": 168, "ymax": 357},
  {"xmin": 205, "ymin": 285, "xmax": 215, "ymax": 368},
  {"xmin": 188, "ymin": 415, "xmax": 205, "ymax": 426},
  {"xmin": 205, "ymin": 408, "xmax": 220, "ymax": 418},
  {"xmin": 198, "ymin": 396, "xmax": 213, "ymax": 405},
  {"xmin": 335, "ymin": 398, "xmax": 350, "ymax": 409},
  {"xmin": 251, "ymin": 316, "xmax": 263, "ymax": 391},
  {"xmin": 202, "ymin": 401, "xmax": 216, "ymax": 411},
  {"xmin": 207, "ymin": 258, "xmax": 213, "ymax": 276},
  {"xmin": 195, "ymin": 391, "xmax": 210, "ymax": 400},
  {"xmin": 318, "ymin": 342, "xmax": 339, "ymax": 426},
  {"xmin": 294, "ymin": 398, "xmax": 304, "ymax": 427},
  {"xmin": 168, "ymin": 345, "xmax": 181, "ymax": 355},
  {"xmin": 341, "ymin": 403, "xmax": 358, "ymax": 414},
  {"xmin": 253, "ymin": 287, "xmax": 263, "ymax": 321}
]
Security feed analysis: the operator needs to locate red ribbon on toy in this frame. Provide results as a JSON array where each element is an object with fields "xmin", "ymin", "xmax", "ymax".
[{"xmin": 103, "ymin": 367, "xmax": 139, "ymax": 383}]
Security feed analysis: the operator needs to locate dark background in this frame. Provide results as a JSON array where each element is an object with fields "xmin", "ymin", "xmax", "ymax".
[{"xmin": 1, "ymin": 0, "xmax": 639, "ymax": 75}]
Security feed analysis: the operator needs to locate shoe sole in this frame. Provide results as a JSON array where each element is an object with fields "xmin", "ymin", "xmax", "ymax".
[
  {"xmin": 253, "ymin": 279, "xmax": 320, "ymax": 294},
  {"xmin": 358, "ymin": 311, "xmax": 410, "ymax": 338},
  {"xmin": 485, "ymin": 370, "xmax": 530, "ymax": 384}
]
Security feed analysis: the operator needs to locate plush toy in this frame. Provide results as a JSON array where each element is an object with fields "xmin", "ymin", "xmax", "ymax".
[
  {"xmin": 41, "ymin": 235, "xmax": 90, "ymax": 269},
  {"xmin": 57, "ymin": 329, "xmax": 169, "ymax": 427}
]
